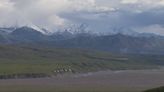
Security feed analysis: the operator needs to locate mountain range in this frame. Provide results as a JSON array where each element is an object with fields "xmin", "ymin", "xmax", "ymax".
[{"xmin": 1, "ymin": 26, "xmax": 164, "ymax": 54}]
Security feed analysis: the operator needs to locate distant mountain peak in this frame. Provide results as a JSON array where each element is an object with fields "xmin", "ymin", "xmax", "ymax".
[
  {"xmin": 12, "ymin": 26, "xmax": 43, "ymax": 35},
  {"xmin": 0, "ymin": 26, "xmax": 164, "ymax": 54}
]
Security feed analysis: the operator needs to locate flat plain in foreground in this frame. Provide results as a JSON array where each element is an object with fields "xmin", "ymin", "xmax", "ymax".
[{"xmin": 0, "ymin": 69, "xmax": 164, "ymax": 92}]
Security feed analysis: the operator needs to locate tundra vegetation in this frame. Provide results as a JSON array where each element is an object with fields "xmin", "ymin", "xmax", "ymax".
[{"xmin": 0, "ymin": 45, "xmax": 163, "ymax": 79}]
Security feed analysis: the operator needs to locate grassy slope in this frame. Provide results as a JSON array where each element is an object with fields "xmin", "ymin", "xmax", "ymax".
[
  {"xmin": 0, "ymin": 45, "xmax": 163, "ymax": 75},
  {"xmin": 144, "ymin": 87, "xmax": 164, "ymax": 92}
]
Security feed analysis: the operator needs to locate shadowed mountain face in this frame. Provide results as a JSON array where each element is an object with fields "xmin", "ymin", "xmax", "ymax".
[
  {"xmin": 57, "ymin": 34, "xmax": 164, "ymax": 54},
  {"xmin": 0, "ymin": 34, "xmax": 9, "ymax": 44},
  {"xmin": 1, "ymin": 26, "xmax": 164, "ymax": 54},
  {"xmin": 11, "ymin": 27, "xmax": 43, "ymax": 36},
  {"xmin": 10, "ymin": 27, "xmax": 47, "ymax": 42}
]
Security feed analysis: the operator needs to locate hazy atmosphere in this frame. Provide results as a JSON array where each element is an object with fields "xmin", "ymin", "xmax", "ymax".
[
  {"xmin": 1, "ymin": 0, "xmax": 164, "ymax": 92},
  {"xmin": 0, "ymin": 0, "xmax": 164, "ymax": 34}
]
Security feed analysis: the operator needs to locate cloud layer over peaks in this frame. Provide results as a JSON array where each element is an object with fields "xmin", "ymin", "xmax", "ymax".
[{"xmin": 0, "ymin": 0, "xmax": 164, "ymax": 35}]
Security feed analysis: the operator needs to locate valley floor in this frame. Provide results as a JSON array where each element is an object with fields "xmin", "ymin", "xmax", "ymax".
[{"xmin": 0, "ymin": 69, "xmax": 164, "ymax": 92}]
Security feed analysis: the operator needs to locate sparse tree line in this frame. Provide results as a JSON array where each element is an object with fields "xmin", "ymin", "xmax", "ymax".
[
  {"xmin": 53, "ymin": 68, "xmax": 72, "ymax": 73},
  {"xmin": 0, "ymin": 73, "xmax": 49, "ymax": 79}
]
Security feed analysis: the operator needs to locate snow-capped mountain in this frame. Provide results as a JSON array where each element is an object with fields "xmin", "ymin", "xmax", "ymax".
[{"xmin": 1, "ymin": 26, "xmax": 164, "ymax": 54}]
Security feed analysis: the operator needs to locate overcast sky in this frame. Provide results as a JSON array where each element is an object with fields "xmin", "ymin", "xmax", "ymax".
[{"xmin": 0, "ymin": 0, "xmax": 164, "ymax": 35}]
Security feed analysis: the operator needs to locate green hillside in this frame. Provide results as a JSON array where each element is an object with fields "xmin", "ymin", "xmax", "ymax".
[
  {"xmin": 144, "ymin": 86, "xmax": 164, "ymax": 92},
  {"xmin": 0, "ymin": 45, "xmax": 163, "ymax": 78}
]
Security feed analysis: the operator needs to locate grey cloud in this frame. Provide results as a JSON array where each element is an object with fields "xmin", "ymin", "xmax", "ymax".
[{"xmin": 0, "ymin": 0, "xmax": 164, "ymax": 35}]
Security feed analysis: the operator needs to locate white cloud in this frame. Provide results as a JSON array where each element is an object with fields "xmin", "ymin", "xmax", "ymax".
[
  {"xmin": 0, "ymin": 0, "xmax": 164, "ymax": 35},
  {"xmin": 121, "ymin": 0, "xmax": 138, "ymax": 4},
  {"xmin": 136, "ymin": 24, "xmax": 164, "ymax": 35},
  {"xmin": 0, "ymin": 0, "xmax": 114, "ymax": 31}
]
